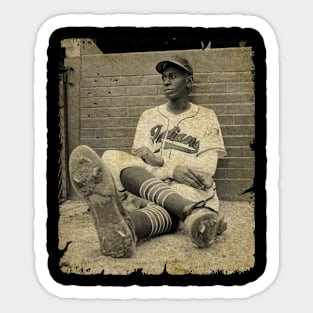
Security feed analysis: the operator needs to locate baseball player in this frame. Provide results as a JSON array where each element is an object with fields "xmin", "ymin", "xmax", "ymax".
[{"xmin": 69, "ymin": 55, "xmax": 227, "ymax": 258}]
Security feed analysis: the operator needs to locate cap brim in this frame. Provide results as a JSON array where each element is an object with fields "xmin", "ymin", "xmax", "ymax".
[
  {"xmin": 155, "ymin": 60, "xmax": 192, "ymax": 74},
  {"xmin": 155, "ymin": 61, "xmax": 168, "ymax": 73}
]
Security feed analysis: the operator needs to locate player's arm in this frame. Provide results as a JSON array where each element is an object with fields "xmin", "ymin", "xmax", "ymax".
[
  {"xmin": 131, "ymin": 111, "xmax": 151, "ymax": 152},
  {"xmin": 148, "ymin": 149, "xmax": 217, "ymax": 189},
  {"xmin": 152, "ymin": 109, "xmax": 226, "ymax": 188},
  {"xmin": 132, "ymin": 146, "xmax": 164, "ymax": 167},
  {"xmin": 172, "ymin": 150, "xmax": 218, "ymax": 189},
  {"xmin": 173, "ymin": 108, "xmax": 226, "ymax": 188},
  {"xmin": 131, "ymin": 111, "xmax": 165, "ymax": 167}
]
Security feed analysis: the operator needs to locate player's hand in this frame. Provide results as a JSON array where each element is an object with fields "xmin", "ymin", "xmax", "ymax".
[
  {"xmin": 200, "ymin": 173, "xmax": 214, "ymax": 189},
  {"xmin": 173, "ymin": 166, "xmax": 207, "ymax": 189},
  {"xmin": 133, "ymin": 147, "xmax": 164, "ymax": 167}
]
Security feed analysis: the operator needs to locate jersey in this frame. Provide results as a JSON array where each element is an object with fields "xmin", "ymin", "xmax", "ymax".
[{"xmin": 132, "ymin": 102, "xmax": 226, "ymax": 181}]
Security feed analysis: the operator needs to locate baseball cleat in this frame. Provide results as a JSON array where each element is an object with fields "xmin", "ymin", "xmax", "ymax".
[
  {"xmin": 184, "ymin": 208, "xmax": 227, "ymax": 248},
  {"xmin": 69, "ymin": 145, "xmax": 136, "ymax": 258}
]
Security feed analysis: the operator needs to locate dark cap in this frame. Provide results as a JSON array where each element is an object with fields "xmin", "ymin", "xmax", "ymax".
[{"xmin": 156, "ymin": 55, "xmax": 193, "ymax": 75}]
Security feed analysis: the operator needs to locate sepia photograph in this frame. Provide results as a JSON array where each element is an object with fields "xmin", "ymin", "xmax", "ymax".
[{"xmin": 42, "ymin": 21, "xmax": 267, "ymax": 289}]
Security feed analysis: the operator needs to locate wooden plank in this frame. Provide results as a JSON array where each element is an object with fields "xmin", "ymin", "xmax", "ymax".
[
  {"xmin": 81, "ymin": 108, "xmax": 255, "ymax": 125},
  {"xmin": 192, "ymin": 83, "xmax": 225, "ymax": 93},
  {"xmin": 80, "ymin": 95, "xmax": 166, "ymax": 108},
  {"xmin": 192, "ymin": 48, "xmax": 254, "ymax": 73},
  {"xmin": 82, "ymin": 48, "xmax": 254, "ymax": 77},
  {"xmin": 214, "ymin": 115, "xmax": 234, "ymax": 125},
  {"xmin": 80, "ymin": 71, "xmax": 254, "ymax": 88},
  {"xmin": 64, "ymin": 57, "xmax": 81, "ymax": 155},
  {"xmin": 218, "ymin": 157, "xmax": 255, "ymax": 168},
  {"xmin": 80, "ymin": 128, "xmax": 96, "ymax": 138},
  {"xmin": 95, "ymin": 127, "xmax": 136, "ymax": 138},
  {"xmin": 80, "ymin": 75, "xmax": 161, "ymax": 88},
  {"xmin": 225, "ymin": 82, "xmax": 254, "ymax": 93},
  {"xmin": 126, "ymin": 106, "xmax": 155, "ymax": 117},
  {"xmin": 224, "ymin": 147, "xmax": 254, "ymax": 157},
  {"xmin": 91, "ymin": 107, "xmax": 127, "ymax": 118},
  {"xmin": 81, "ymin": 117, "xmax": 139, "ymax": 128},
  {"xmin": 81, "ymin": 84, "xmax": 252, "ymax": 98},
  {"xmin": 80, "ymin": 85, "xmax": 162, "ymax": 97},
  {"xmin": 215, "ymin": 179, "xmax": 254, "ymax": 200},
  {"xmin": 83, "ymin": 105, "xmax": 157, "ymax": 118},
  {"xmin": 233, "ymin": 115, "xmax": 255, "ymax": 125},
  {"xmin": 190, "ymin": 92, "xmax": 255, "ymax": 104},
  {"xmin": 81, "ymin": 107, "xmax": 133, "ymax": 118},
  {"xmin": 215, "ymin": 168, "xmax": 254, "ymax": 179},
  {"xmin": 81, "ymin": 108, "xmax": 94, "ymax": 118},
  {"xmin": 204, "ymin": 71, "xmax": 253, "ymax": 83},
  {"xmin": 223, "ymin": 136, "xmax": 254, "ymax": 147},
  {"xmin": 221, "ymin": 125, "xmax": 255, "ymax": 136},
  {"xmin": 218, "ymin": 114, "xmax": 255, "ymax": 125},
  {"xmin": 80, "ymin": 137, "xmax": 133, "ymax": 149},
  {"xmin": 209, "ymin": 103, "xmax": 255, "ymax": 115},
  {"xmin": 94, "ymin": 147, "xmax": 130, "ymax": 156},
  {"xmin": 63, "ymin": 57, "xmax": 81, "ymax": 199},
  {"xmin": 80, "ymin": 95, "xmax": 255, "ymax": 110}
]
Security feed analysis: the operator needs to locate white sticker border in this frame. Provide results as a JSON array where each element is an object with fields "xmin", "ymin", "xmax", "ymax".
[{"xmin": 34, "ymin": 14, "xmax": 279, "ymax": 299}]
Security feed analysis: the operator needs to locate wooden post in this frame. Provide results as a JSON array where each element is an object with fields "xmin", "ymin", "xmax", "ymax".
[{"xmin": 61, "ymin": 39, "xmax": 81, "ymax": 199}]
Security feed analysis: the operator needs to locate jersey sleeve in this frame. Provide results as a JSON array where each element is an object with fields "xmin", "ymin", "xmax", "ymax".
[
  {"xmin": 131, "ymin": 110, "xmax": 153, "ymax": 153},
  {"xmin": 197, "ymin": 109, "xmax": 226, "ymax": 158}
]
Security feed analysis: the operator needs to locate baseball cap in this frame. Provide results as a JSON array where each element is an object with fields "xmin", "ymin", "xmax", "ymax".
[{"xmin": 156, "ymin": 55, "xmax": 193, "ymax": 75}]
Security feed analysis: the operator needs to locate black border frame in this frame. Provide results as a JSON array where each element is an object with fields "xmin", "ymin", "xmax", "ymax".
[{"xmin": 46, "ymin": 26, "xmax": 266, "ymax": 287}]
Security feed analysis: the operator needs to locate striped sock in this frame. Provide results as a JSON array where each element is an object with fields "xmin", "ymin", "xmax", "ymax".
[
  {"xmin": 121, "ymin": 167, "xmax": 195, "ymax": 220},
  {"xmin": 140, "ymin": 204, "xmax": 173, "ymax": 238},
  {"xmin": 128, "ymin": 204, "xmax": 173, "ymax": 240},
  {"xmin": 139, "ymin": 178, "xmax": 178, "ymax": 208}
]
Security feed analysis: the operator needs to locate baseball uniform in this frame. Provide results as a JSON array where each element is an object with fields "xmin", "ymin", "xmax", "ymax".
[{"xmin": 102, "ymin": 101, "xmax": 226, "ymax": 212}]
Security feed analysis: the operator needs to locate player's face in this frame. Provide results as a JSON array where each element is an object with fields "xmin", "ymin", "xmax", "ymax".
[{"xmin": 161, "ymin": 66, "xmax": 189, "ymax": 100}]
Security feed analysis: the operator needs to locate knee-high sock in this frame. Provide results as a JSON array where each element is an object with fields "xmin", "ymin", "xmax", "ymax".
[
  {"xmin": 121, "ymin": 166, "xmax": 195, "ymax": 220},
  {"xmin": 128, "ymin": 204, "xmax": 178, "ymax": 240}
]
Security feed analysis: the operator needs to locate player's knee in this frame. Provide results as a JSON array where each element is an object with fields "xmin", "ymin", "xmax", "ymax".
[
  {"xmin": 101, "ymin": 150, "xmax": 129, "ymax": 163},
  {"xmin": 101, "ymin": 149, "xmax": 148, "ymax": 173}
]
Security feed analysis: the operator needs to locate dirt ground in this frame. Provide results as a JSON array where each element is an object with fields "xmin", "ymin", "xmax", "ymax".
[{"xmin": 58, "ymin": 199, "xmax": 255, "ymax": 276}]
